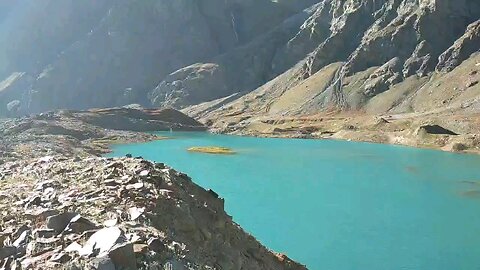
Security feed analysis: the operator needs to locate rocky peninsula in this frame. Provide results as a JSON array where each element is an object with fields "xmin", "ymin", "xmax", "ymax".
[{"xmin": 0, "ymin": 108, "xmax": 306, "ymax": 270}]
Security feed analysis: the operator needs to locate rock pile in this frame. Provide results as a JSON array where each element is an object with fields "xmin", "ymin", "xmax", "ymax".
[{"xmin": 0, "ymin": 156, "xmax": 306, "ymax": 270}]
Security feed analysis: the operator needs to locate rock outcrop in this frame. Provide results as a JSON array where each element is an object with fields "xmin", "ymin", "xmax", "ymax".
[
  {"xmin": 437, "ymin": 20, "xmax": 480, "ymax": 72},
  {"xmin": 149, "ymin": 0, "xmax": 480, "ymax": 114},
  {"xmin": 417, "ymin": 124, "xmax": 459, "ymax": 136},
  {"xmin": 79, "ymin": 108, "xmax": 206, "ymax": 132},
  {"xmin": 189, "ymin": 0, "xmax": 480, "ymax": 129},
  {"xmin": 149, "ymin": 4, "xmax": 320, "ymax": 108},
  {"xmin": 0, "ymin": 108, "xmax": 205, "ymax": 164},
  {"xmin": 1, "ymin": 0, "xmax": 479, "ymax": 118}
]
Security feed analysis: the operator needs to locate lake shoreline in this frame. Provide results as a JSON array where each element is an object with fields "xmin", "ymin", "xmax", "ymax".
[
  {"xmin": 212, "ymin": 129, "xmax": 480, "ymax": 155},
  {"xmin": 2, "ymin": 106, "xmax": 475, "ymax": 269},
  {"xmin": 205, "ymin": 112, "xmax": 480, "ymax": 155}
]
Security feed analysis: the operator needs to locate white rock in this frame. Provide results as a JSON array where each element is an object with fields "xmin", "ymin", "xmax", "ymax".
[
  {"xmin": 128, "ymin": 207, "xmax": 145, "ymax": 221},
  {"xmin": 79, "ymin": 227, "xmax": 122, "ymax": 257}
]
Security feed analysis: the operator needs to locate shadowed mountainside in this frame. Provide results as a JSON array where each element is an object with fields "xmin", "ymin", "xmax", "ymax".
[{"xmin": 0, "ymin": 0, "xmax": 312, "ymax": 115}]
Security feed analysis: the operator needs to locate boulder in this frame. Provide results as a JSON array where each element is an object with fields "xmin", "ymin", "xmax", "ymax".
[
  {"xmin": 417, "ymin": 125, "xmax": 459, "ymax": 136},
  {"xmin": 108, "ymin": 243, "xmax": 137, "ymax": 270},
  {"xmin": 0, "ymin": 246, "xmax": 17, "ymax": 260},
  {"xmin": 79, "ymin": 227, "xmax": 123, "ymax": 257},
  {"xmin": 46, "ymin": 212, "xmax": 78, "ymax": 232}
]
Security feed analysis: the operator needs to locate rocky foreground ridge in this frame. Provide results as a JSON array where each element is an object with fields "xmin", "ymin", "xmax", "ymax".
[
  {"xmin": 0, "ymin": 109, "xmax": 306, "ymax": 269},
  {"xmin": 0, "ymin": 157, "xmax": 305, "ymax": 270}
]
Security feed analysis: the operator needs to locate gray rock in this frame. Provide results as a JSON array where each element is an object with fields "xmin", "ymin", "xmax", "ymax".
[
  {"xmin": 0, "ymin": 246, "xmax": 17, "ymax": 260},
  {"xmin": 46, "ymin": 212, "xmax": 78, "ymax": 232},
  {"xmin": 437, "ymin": 20, "xmax": 480, "ymax": 72},
  {"xmin": 50, "ymin": 252, "xmax": 71, "ymax": 264},
  {"xmin": 90, "ymin": 257, "xmax": 116, "ymax": 270},
  {"xmin": 12, "ymin": 230, "xmax": 29, "ymax": 247},
  {"xmin": 109, "ymin": 243, "xmax": 137, "ymax": 270},
  {"xmin": 25, "ymin": 195, "xmax": 42, "ymax": 208},
  {"xmin": 128, "ymin": 207, "xmax": 145, "ymax": 221},
  {"xmin": 65, "ymin": 215, "xmax": 97, "ymax": 234},
  {"xmin": 417, "ymin": 125, "xmax": 459, "ymax": 136},
  {"xmin": 147, "ymin": 238, "xmax": 166, "ymax": 253},
  {"xmin": 163, "ymin": 260, "xmax": 187, "ymax": 270},
  {"xmin": 80, "ymin": 227, "xmax": 123, "ymax": 257},
  {"xmin": 64, "ymin": 242, "xmax": 83, "ymax": 254}
]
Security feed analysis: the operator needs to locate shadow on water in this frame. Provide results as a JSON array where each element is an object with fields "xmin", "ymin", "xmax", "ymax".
[
  {"xmin": 459, "ymin": 180, "xmax": 480, "ymax": 186},
  {"xmin": 405, "ymin": 165, "xmax": 419, "ymax": 174},
  {"xmin": 457, "ymin": 180, "xmax": 480, "ymax": 200},
  {"xmin": 461, "ymin": 190, "xmax": 480, "ymax": 199}
]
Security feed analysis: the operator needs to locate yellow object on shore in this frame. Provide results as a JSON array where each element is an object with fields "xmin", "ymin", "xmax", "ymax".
[{"xmin": 187, "ymin": 146, "xmax": 236, "ymax": 155}]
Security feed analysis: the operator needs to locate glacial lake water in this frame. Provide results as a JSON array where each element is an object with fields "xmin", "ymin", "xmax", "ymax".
[{"xmin": 107, "ymin": 132, "xmax": 480, "ymax": 270}]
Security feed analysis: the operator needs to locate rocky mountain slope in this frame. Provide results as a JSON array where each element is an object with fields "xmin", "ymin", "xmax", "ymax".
[
  {"xmin": 181, "ymin": 0, "xmax": 480, "ymax": 152},
  {"xmin": 185, "ymin": 0, "xmax": 480, "ymax": 117}
]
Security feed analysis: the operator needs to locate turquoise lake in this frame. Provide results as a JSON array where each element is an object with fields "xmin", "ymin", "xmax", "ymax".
[{"xmin": 107, "ymin": 132, "xmax": 480, "ymax": 270}]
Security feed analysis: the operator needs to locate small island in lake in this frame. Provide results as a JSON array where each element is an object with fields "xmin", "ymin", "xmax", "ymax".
[{"xmin": 187, "ymin": 146, "xmax": 236, "ymax": 155}]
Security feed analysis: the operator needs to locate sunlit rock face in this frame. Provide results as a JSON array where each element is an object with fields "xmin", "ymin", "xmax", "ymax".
[{"xmin": 151, "ymin": 0, "xmax": 480, "ymax": 110}]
